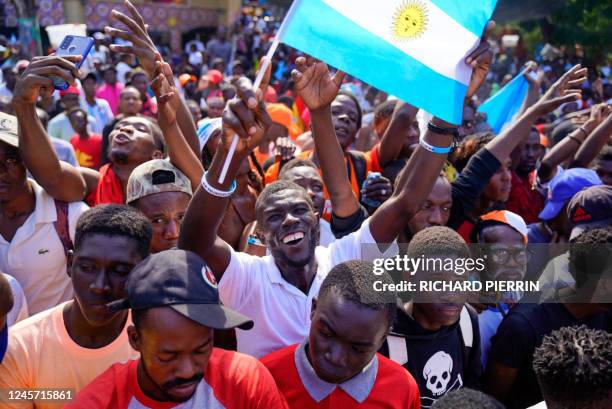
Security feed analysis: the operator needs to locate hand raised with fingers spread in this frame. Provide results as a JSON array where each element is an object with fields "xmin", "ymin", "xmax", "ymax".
[
  {"xmin": 221, "ymin": 59, "xmax": 272, "ymax": 159},
  {"xmin": 291, "ymin": 56, "xmax": 346, "ymax": 112},
  {"xmin": 531, "ymin": 64, "xmax": 588, "ymax": 115},
  {"xmin": 465, "ymin": 20, "xmax": 495, "ymax": 99},
  {"xmin": 151, "ymin": 55, "xmax": 180, "ymax": 125},
  {"xmin": 105, "ymin": 0, "xmax": 158, "ymax": 78},
  {"xmin": 12, "ymin": 55, "xmax": 81, "ymax": 106}
]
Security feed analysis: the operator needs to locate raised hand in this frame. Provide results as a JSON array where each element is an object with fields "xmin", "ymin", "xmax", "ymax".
[
  {"xmin": 105, "ymin": 0, "xmax": 158, "ymax": 78},
  {"xmin": 220, "ymin": 60, "xmax": 272, "ymax": 159},
  {"xmin": 531, "ymin": 64, "xmax": 588, "ymax": 115},
  {"xmin": 12, "ymin": 55, "xmax": 81, "ymax": 106},
  {"xmin": 523, "ymin": 61, "xmax": 544, "ymax": 89},
  {"xmin": 291, "ymin": 56, "xmax": 346, "ymax": 112},
  {"xmin": 465, "ymin": 20, "xmax": 495, "ymax": 99},
  {"xmin": 274, "ymin": 136, "xmax": 297, "ymax": 161},
  {"xmin": 150, "ymin": 55, "xmax": 180, "ymax": 125}
]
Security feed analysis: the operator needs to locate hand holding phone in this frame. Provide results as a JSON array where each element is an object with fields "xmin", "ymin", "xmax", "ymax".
[{"xmin": 52, "ymin": 35, "xmax": 94, "ymax": 90}]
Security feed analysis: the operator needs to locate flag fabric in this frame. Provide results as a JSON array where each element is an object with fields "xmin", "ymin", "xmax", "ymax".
[
  {"xmin": 277, "ymin": 0, "xmax": 497, "ymax": 125},
  {"xmin": 478, "ymin": 70, "xmax": 529, "ymax": 134}
]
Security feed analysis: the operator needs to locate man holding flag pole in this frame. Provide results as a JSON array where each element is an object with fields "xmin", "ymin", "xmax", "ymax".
[{"xmin": 179, "ymin": 5, "xmax": 497, "ymax": 362}]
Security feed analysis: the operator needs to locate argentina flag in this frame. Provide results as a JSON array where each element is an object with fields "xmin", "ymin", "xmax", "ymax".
[{"xmin": 277, "ymin": 0, "xmax": 497, "ymax": 125}]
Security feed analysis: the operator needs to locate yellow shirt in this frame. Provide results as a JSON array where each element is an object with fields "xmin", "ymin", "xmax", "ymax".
[{"xmin": 0, "ymin": 302, "xmax": 138, "ymax": 409}]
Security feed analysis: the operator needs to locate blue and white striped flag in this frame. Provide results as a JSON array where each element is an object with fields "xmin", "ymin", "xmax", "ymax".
[
  {"xmin": 478, "ymin": 70, "xmax": 530, "ymax": 134},
  {"xmin": 277, "ymin": 0, "xmax": 497, "ymax": 124}
]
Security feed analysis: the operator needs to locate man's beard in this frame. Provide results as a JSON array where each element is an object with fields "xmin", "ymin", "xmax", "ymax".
[{"xmin": 274, "ymin": 224, "xmax": 320, "ymax": 268}]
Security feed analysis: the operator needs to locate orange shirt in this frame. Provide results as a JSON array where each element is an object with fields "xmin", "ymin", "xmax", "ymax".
[
  {"xmin": 0, "ymin": 302, "xmax": 137, "ymax": 409},
  {"xmin": 66, "ymin": 349, "xmax": 287, "ymax": 409},
  {"xmin": 262, "ymin": 344, "xmax": 420, "ymax": 409},
  {"xmin": 264, "ymin": 147, "xmax": 381, "ymax": 221}
]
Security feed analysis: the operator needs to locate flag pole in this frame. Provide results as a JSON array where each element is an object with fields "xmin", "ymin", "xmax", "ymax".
[{"xmin": 218, "ymin": 0, "xmax": 301, "ymax": 184}]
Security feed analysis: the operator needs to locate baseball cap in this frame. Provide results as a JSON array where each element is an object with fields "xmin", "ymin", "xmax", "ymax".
[
  {"xmin": 539, "ymin": 168, "xmax": 602, "ymax": 221},
  {"xmin": 203, "ymin": 69, "xmax": 223, "ymax": 85},
  {"xmin": 108, "ymin": 249, "xmax": 254, "ymax": 330},
  {"xmin": 475, "ymin": 210, "xmax": 528, "ymax": 243},
  {"xmin": 0, "ymin": 111, "xmax": 19, "ymax": 148},
  {"xmin": 567, "ymin": 185, "xmax": 612, "ymax": 241},
  {"xmin": 126, "ymin": 160, "xmax": 192, "ymax": 204},
  {"xmin": 267, "ymin": 103, "xmax": 300, "ymax": 139},
  {"xmin": 59, "ymin": 85, "xmax": 80, "ymax": 97},
  {"xmin": 93, "ymin": 32, "xmax": 106, "ymax": 41}
]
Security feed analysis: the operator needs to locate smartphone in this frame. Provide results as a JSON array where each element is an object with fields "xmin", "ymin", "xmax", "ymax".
[{"xmin": 52, "ymin": 35, "xmax": 94, "ymax": 90}]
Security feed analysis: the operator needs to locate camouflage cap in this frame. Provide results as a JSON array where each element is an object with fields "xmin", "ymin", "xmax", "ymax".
[
  {"xmin": 126, "ymin": 159, "xmax": 192, "ymax": 204},
  {"xmin": 0, "ymin": 111, "xmax": 19, "ymax": 148}
]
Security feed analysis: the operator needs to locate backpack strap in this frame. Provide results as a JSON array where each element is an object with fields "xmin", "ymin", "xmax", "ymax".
[
  {"xmin": 459, "ymin": 305, "xmax": 474, "ymax": 348},
  {"xmin": 386, "ymin": 333, "xmax": 409, "ymax": 366},
  {"xmin": 53, "ymin": 200, "xmax": 74, "ymax": 258},
  {"xmin": 345, "ymin": 151, "xmax": 368, "ymax": 194}
]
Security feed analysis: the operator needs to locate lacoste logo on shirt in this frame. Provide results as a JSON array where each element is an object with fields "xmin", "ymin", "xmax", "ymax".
[{"xmin": 38, "ymin": 249, "xmax": 50, "ymax": 255}]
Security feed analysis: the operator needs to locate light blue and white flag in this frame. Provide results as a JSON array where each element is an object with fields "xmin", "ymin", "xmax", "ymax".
[
  {"xmin": 277, "ymin": 0, "xmax": 497, "ymax": 125},
  {"xmin": 478, "ymin": 70, "xmax": 529, "ymax": 134}
]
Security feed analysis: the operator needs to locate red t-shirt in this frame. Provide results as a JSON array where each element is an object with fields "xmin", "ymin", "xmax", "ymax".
[
  {"xmin": 70, "ymin": 133, "xmax": 103, "ymax": 169},
  {"xmin": 505, "ymin": 171, "xmax": 544, "ymax": 225},
  {"xmin": 66, "ymin": 349, "xmax": 287, "ymax": 409},
  {"xmin": 261, "ymin": 344, "xmax": 420, "ymax": 409}
]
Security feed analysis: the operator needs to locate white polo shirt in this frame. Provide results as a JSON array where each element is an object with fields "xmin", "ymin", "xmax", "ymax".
[
  {"xmin": 0, "ymin": 180, "xmax": 89, "ymax": 315},
  {"xmin": 219, "ymin": 220, "xmax": 396, "ymax": 358}
]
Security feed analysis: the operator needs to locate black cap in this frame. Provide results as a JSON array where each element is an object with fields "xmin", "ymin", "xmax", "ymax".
[
  {"xmin": 81, "ymin": 72, "xmax": 98, "ymax": 82},
  {"xmin": 567, "ymin": 185, "xmax": 612, "ymax": 241},
  {"xmin": 108, "ymin": 249, "xmax": 253, "ymax": 330}
]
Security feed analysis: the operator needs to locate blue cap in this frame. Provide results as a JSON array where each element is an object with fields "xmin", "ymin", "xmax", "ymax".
[
  {"xmin": 539, "ymin": 168, "xmax": 602, "ymax": 220},
  {"xmin": 0, "ymin": 323, "xmax": 7, "ymax": 364}
]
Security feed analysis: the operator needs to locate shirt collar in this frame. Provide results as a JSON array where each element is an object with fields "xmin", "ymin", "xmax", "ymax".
[{"xmin": 294, "ymin": 340, "xmax": 378, "ymax": 403}]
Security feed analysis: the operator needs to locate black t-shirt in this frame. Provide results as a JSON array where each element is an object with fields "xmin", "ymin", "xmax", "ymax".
[
  {"xmin": 448, "ymin": 148, "xmax": 501, "ymax": 230},
  {"xmin": 330, "ymin": 205, "xmax": 369, "ymax": 239},
  {"xmin": 381, "ymin": 305, "xmax": 482, "ymax": 409},
  {"xmin": 489, "ymin": 303, "xmax": 612, "ymax": 409}
]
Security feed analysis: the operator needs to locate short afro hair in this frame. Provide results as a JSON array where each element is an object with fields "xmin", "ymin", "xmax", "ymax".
[
  {"xmin": 278, "ymin": 158, "xmax": 318, "ymax": 180},
  {"xmin": 407, "ymin": 226, "xmax": 470, "ymax": 263},
  {"xmin": 533, "ymin": 325, "xmax": 612, "ymax": 408},
  {"xmin": 451, "ymin": 132, "xmax": 494, "ymax": 173},
  {"xmin": 255, "ymin": 180, "xmax": 313, "ymax": 221},
  {"xmin": 318, "ymin": 260, "xmax": 397, "ymax": 327},
  {"xmin": 431, "ymin": 388, "xmax": 505, "ymax": 409},
  {"xmin": 74, "ymin": 204, "xmax": 152, "ymax": 259},
  {"xmin": 569, "ymin": 226, "xmax": 612, "ymax": 289}
]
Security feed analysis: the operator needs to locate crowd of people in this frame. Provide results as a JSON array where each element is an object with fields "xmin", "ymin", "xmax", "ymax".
[{"xmin": 0, "ymin": 1, "xmax": 611, "ymax": 408}]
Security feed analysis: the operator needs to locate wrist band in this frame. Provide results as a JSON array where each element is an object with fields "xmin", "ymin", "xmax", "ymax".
[
  {"xmin": 201, "ymin": 171, "xmax": 237, "ymax": 198},
  {"xmin": 577, "ymin": 126, "xmax": 588, "ymax": 138},
  {"xmin": 568, "ymin": 135, "xmax": 583, "ymax": 145},
  {"xmin": 419, "ymin": 136, "xmax": 453, "ymax": 154},
  {"xmin": 427, "ymin": 121, "xmax": 459, "ymax": 136}
]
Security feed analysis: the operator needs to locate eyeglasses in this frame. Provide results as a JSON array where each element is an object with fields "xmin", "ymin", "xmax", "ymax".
[{"xmin": 489, "ymin": 247, "xmax": 531, "ymax": 265}]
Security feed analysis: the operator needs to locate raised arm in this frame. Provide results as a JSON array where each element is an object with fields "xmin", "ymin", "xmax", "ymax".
[
  {"xmin": 518, "ymin": 62, "xmax": 543, "ymax": 115},
  {"xmin": 571, "ymin": 104, "xmax": 612, "ymax": 168},
  {"xmin": 537, "ymin": 103, "xmax": 607, "ymax": 182},
  {"xmin": 488, "ymin": 64, "xmax": 588, "ymax": 166},
  {"xmin": 377, "ymin": 101, "xmax": 419, "ymax": 167},
  {"xmin": 12, "ymin": 56, "xmax": 89, "ymax": 202},
  {"xmin": 151, "ymin": 57, "xmax": 204, "ymax": 189},
  {"xmin": 179, "ymin": 65, "xmax": 272, "ymax": 280},
  {"xmin": 105, "ymin": 0, "xmax": 200, "ymax": 158},
  {"xmin": 290, "ymin": 57, "xmax": 359, "ymax": 218},
  {"xmin": 368, "ymin": 21, "xmax": 497, "ymax": 244}
]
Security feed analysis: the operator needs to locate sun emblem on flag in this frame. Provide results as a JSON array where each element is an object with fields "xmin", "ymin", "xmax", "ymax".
[{"xmin": 392, "ymin": 0, "xmax": 428, "ymax": 41}]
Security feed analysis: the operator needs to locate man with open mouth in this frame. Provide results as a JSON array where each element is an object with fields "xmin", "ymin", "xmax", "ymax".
[{"xmin": 180, "ymin": 57, "xmax": 459, "ymax": 358}]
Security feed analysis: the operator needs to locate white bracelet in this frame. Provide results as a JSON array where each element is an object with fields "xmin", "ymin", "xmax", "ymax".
[{"xmin": 201, "ymin": 171, "xmax": 237, "ymax": 198}]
